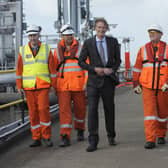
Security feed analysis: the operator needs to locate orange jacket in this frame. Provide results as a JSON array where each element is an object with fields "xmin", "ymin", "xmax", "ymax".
[
  {"xmin": 16, "ymin": 41, "xmax": 56, "ymax": 90},
  {"xmin": 54, "ymin": 38, "xmax": 87, "ymax": 91},
  {"xmin": 133, "ymin": 41, "xmax": 168, "ymax": 89}
]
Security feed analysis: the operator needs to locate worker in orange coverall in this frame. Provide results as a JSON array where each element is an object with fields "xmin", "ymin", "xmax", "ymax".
[
  {"xmin": 133, "ymin": 24, "xmax": 168, "ymax": 149},
  {"xmin": 53, "ymin": 24, "xmax": 87, "ymax": 147},
  {"xmin": 16, "ymin": 25, "xmax": 56, "ymax": 147}
]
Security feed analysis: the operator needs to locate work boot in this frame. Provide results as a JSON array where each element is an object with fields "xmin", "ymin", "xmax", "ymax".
[
  {"xmin": 144, "ymin": 142, "xmax": 155, "ymax": 149},
  {"xmin": 77, "ymin": 129, "xmax": 84, "ymax": 141},
  {"xmin": 29, "ymin": 140, "xmax": 41, "ymax": 147},
  {"xmin": 108, "ymin": 137, "xmax": 117, "ymax": 146},
  {"xmin": 157, "ymin": 137, "xmax": 166, "ymax": 144},
  {"xmin": 59, "ymin": 135, "xmax": 70, "ymax": 147},
  {"xmin": 86, "ymin": 145, "xmax": 97, "ymax": 152},
  {"xmin": 42, "ymin": 138, "xmax": 53, "ymax": 147}
]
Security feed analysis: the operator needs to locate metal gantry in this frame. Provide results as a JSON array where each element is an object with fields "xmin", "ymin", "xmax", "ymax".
[
  {"xmin": 55, "ymin": 0, "xmax": 91, "ymax": 40},
  {"xmin": 0, "ymin": 0, "xmax": 23, "ymax": 70}
]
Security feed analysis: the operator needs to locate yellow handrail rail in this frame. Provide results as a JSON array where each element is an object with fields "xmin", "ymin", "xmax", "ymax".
[
  {"xmin": 0, "ymin": 69, "xmax": 16, "ymax": 74},
  {"xmin": 0, "ymin": 98, "xmax": 26, "ymax": 110}
]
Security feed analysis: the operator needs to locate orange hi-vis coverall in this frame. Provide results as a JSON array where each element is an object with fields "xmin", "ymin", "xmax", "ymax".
[
  {"xmin": 16, "ymin": 41, "xmax": 56, "ymax": 140},
  {"xmin": 133, "ymin": 41, "xmax": 168, "ymax": 142},
  {"xmin": 54, "ymin": 38, "xmax": 87, "ymax": 140}
]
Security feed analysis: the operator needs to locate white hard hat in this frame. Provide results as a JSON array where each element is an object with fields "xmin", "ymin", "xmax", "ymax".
[
  {"xmin": 147, "ymin": 24, "xmax": 163, "ymax": 34},
  {"xmin": 26, "ymin": 25, "xmax": 41, "ymax": 35},
  {"xmin": 60, "ymin": 24, "xmax": 74, "ymax": 35}
]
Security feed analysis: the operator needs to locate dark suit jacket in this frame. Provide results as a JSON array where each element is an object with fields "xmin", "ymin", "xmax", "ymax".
[{"xmin": 78, "ymin": 35, "xmax": 121, "ymax": 88}]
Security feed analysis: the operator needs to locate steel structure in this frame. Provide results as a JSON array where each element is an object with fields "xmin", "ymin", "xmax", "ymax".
[
  {"xmin": 0, "ymin": 0, "xmax": 23, "ymax": 70},
  {"xmin": 55, "ymin": 0, "xmax": 90, "ymax": 38}
]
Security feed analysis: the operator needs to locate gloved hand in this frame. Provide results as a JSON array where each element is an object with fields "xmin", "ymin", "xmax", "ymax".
[
  {"xmin": 18, "ymin": 88, "xmax": 24, "ymax": 96},
  {"xmin": 161, "ymin": 83, "xmax": 168, "ymax": 92},
  {"xmin": 133, "ymin": 85, "xmax": 142, "ymax": 94}
]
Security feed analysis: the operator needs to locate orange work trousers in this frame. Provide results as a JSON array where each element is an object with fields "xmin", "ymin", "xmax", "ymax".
[
  {"xmin": 57, "ymin": 91, "xmax": 86, "ymax": 139},
  {"xmin": 142, "ymin": 87, "xmax": 168, "ymax": 142},
  {"xmin": 25, "ymin": 89, "xmax": 51, "ymax": 140}
]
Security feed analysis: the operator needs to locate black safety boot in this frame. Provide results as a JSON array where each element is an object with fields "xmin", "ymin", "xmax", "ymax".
[
  {"xmin": 42, "ymin": 138, "xmax": 53, "ymax": 147},
  {"xmin": 77, "ymin": 129, "xmax": 84, "ymax": 141},
  {"xmin": 86, "ymin": 145, "xmax": 97, "ymax": 152},
  {"xmin": 108, "ymin": 136, "xmax": 117, "ymax": 146},
  {"xmin": 59, "ymin": 134, "xmax": 70, "ymax": 147},
  {"xmin": 144, "ymin": 142, "xmax": 156, "ymax": 149},
  {"xmin": 157, "ymin": 137, "xmax": 166, "ymax": 144},
  {"xmin": 29, "ymin": 140, "xmax": 41, "ymax": 147}
]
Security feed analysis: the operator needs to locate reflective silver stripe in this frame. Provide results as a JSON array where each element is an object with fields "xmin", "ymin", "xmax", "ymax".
[
  {"xmin": 85, "ymin": 71, "xmax": 88, "ymax": 76},
  {"xmin": 144, "ymin": 116, "xmax": 157, "ymax": 120},
  {"xmin": 56, "ymin": 47, "xmax": 61, "ymax": 61},
  {"xmin": 36, "ymin": 60, "xmax": 48, "ymax": 64},
  {"xmin": 59, "ymin": 68, "xmax": 82, "ymax": 72},
  {"xmin": 163, "ymin": 44, "xmax": 167, "ymax": 59},
  {"xmin": 144, "ymin": 47, "xmax": 147, "ymax": 60},
  {"xmin": 144, "ymin": 116, "xmax": 167, "ymax": 122},
  {"xmin": 143, "ymin": 62, "xmax": 168, "ymax": 68},
  {"xmin": 161, "ymin": 62, "xmax": 167, "ymax": 66},
  {"xmin": 21, "ymin": 46, "xmax": 26, "ymax": 65},
  {"xmin": 50, "ymin": 74, "xmax": 56, "ymax": 78},
  {"xmin": 23, "ymin": 61, "xmax": 34, "ymax": 65},
  {"xmin": 23, "ymin": 60, "xmax": 47, "ymax": 64},
  {"xmin": 64, "ymin": 62, "xmax": 79, "ymax": 67},
  {"xmin": 60, "ymin": 124, "xmax": 72, "ymax": 128},
  {"xmin": 45, "ymin": 44, "xmax": 49, "ymax": 61},
  {"xmin": 133, "ymin": 68, "xmax": 142, "ymax": 72},
  {"xmin": 157, "ymin": 117, "xmax": 167, "ymax": 122},
  {"xmin": 74, "ymin": 117, "xmax": 85, "ymax": 123},
  {"xmin": 31, "ymin": 124, "xmax": 40, "ymax": 130},
  {"xmin": 22, "ymin": 76, "xmax": 35, "ymax": 80},
  {"xmin": 40, "ymin": 74, "xmax": 50, "ymax": 77},
  {"xmin": 40, "ymin": 121, "xmax": 51, "ymax": 126},
  {"xmin": 16, "ymin": 75, "xmax": 22, "ymax": 79}
]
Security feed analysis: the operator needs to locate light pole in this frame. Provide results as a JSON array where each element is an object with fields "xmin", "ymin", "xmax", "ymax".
[{"xmin": 122, "ymin": 37, "xmax": 134, "ymax": 81}]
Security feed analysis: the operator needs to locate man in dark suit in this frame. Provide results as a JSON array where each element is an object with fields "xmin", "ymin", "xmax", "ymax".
[{"xmin": 78, "ymin": 18, "xmax": 121, "ymax": 152}]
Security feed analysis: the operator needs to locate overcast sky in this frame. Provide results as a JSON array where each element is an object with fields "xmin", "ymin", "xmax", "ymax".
[{"xmin": 24, "ymin": 0, "xmax": 168, "ymax": 64}]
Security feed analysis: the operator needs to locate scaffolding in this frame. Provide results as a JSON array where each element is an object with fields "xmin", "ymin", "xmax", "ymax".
[{"xmin": 0, "ymin": 0, "xmax": 23, "ymax": 70}]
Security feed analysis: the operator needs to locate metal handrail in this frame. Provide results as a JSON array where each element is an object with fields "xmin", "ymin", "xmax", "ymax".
[
  {"xmin": 0, "ymin": 69, "xmax": 16, "ymax": 74},
  {"xmin": 0, "ymin": 104, "xmax": 59, "ymax": 144},
  {"xmin": 0, "ymin": 98, "xmax": 26, "ymax": 110}
]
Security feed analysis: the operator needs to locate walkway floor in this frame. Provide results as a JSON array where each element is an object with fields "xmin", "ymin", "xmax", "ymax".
[{"xmin": 1, "ymin": 86, "xmax": 168, "ymax": 168}]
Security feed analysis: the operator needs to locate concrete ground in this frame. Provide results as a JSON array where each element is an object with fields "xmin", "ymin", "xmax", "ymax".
[{"xmin": 0, "ymin": 86, "xmax": 168, "ymax": 168}]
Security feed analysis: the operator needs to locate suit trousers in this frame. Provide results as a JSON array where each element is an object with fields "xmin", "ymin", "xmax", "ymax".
[{"xmin": 87, "ymin": 77, "xmax": 116, "ymax": 146}]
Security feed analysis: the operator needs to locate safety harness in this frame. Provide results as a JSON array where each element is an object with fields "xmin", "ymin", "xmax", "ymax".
[
  {"xmin": 57, "ymin": 56, "xmax": 79, "ymax": 78},
  {"xmin": 142, "ymin": 43, "xmax": 168, "ymax": 96},
  {"xmin": 56, "ymin": 40, "xmax": 81, "ymax": 78}
]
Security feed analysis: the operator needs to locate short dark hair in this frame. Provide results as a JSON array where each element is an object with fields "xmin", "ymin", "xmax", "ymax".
[{"xmin": 94, "ymin": 18, "xmax": 109, "ymax": 30}]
